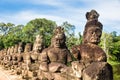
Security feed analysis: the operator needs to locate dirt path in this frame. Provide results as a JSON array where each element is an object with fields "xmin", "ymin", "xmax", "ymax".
[{"xmin": 0, "ymin": 66, "xmax": 20, "ymax": 80}]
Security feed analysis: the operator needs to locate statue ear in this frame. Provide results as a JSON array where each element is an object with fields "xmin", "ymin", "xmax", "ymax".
[{"xmin": 86, "ymin": 12, "xmax": 89, "ymax": 20}]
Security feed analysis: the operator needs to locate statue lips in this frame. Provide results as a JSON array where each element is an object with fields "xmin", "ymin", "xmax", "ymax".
[{"xmin": 90, "ymin": 37, "xmax": 100, "ymax": 43}]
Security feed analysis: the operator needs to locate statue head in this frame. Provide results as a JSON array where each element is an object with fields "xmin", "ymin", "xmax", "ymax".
[
  {"xmin": 7, "ymin": 47, "xmax": 10, "ymax": 55},
  {"xmin": 18, "ymin": 42, "xmax": 24, "ymax": 53},
  {"xmin": 24, "ymin": 43, "xmax": 32, "ymax": 52},
  {"xmin": 35, "ymin": 34, "xmax": 43, "ymax": 43},
  {"xmin": 14, "ymin": 44, "xmax": 18, "ymax": 53},
  {"xmin": 53, "ymin": 26, "xmax": 64, "ymax": 35},
  {"xmin": 83, "ymin": 20, "xmax": 103, "ymax": 44},
  {"xmin": 33, "ymin": 34, "xmax": 44, "ymax": 52},
  {"xmin": 10, "ymin": 46, "xmax": 14, "ymax": 55},
  {"xmin": 52, "ymin": 26, "xmax": 66, "ymax": 48},
  {"xmin": 53, "ymin": 34, "xmax": 66, "ymax": 48}
]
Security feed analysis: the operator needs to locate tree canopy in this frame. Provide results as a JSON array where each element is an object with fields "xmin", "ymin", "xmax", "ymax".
[{"xmin": 22, "ymin": 18, "xmax": 57, "ymax": 47}]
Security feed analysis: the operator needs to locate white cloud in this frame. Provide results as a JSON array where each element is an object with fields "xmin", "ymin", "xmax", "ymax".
[
  {"xmin": 0, "ymin": 11, "xmax": 61, "ymax": 25},
  {"xmin": 0, "ymin": 0, "xmax": 120, "ymax": 35}
]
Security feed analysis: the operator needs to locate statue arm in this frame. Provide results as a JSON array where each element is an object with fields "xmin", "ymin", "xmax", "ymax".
[
  {"xmin": 70, "ymin": 46, "xmax": 81, "ymax": 60},
  {"xmin": 39, "ymin": 51, "xmax": 49, "ymax": 72},
  {"xmin": 98, "ymin": 52, "xmax": 107, "ymax": 62}
]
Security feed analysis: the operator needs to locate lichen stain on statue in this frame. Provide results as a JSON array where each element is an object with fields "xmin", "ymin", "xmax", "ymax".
[{"xmin": 71, "ymin": 10, "xmax": 113, "ymax": 80}]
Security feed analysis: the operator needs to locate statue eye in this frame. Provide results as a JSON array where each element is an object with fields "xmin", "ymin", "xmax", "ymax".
[
  {"xmin": 96, "ymin": 30, "xmax": 101, "ymax": 35},
  {"xmin": 56, "ymin": 39, "xmax": 58, "ymax": 41},
  {"xmin": 89, "ymin": 31, "xmax": 93, "ymax": 34}
]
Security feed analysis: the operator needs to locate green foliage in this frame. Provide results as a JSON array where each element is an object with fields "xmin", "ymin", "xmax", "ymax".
[
  {"xmin": 0, "ymin": 22, "xmax": 15, "ymax": 35},
  {"xmin": 66, "ymin": 34, "xmax": 78, "ymax": 48},
  {"xmin": 61, "ymin": 21, "xmax": 75, "ymax": 36},
  {"xmin": 0, "ymin": 18, "xmax": 56, "ymax": 49},
  {"xmin": 0, "ymin": 22, "xmax": 19, "ymax": 48},
  {"xmin": 22, "ymin": 18, "xmax": 57, "ymax": 47},
  {"xmin": 99, "ymin": 32, "xmax": 113, "ymax": 53},
  {"xmin": 61, "ymin": 21, "xmax": 82, "ymax": 49},
  {"xmin": 109, "ymin": 32, "xmax": 120, "ymax": 61},
  {"xmin": 66, "ymin": 33, "xmax": 83, "ymax": 49},
  {"xmin": 78, "ymin": 32, "xmax": 83, "ymax": 44},
  {"xmin": 0, "ymin": 36, "xmax": 4, "ymax": 50},
  {"xmin": 100, "ymin": 31, "xmax": 120, "ymax": 62},
  {"xmin": 109, "ymin": 38, "xmax": 120, "ymax": 61},
  {"xmin": 1, "ymin": 25, "xmax": 23, "ymax": 48},
  {"xmin": 2, "ymin": 34, "xmax": 20, "ymax": 48}
]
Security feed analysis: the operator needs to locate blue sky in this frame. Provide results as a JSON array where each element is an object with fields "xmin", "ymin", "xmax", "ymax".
[{"xmin": 0, "ymin": 0, "xmax": 120, "ymax": 35}]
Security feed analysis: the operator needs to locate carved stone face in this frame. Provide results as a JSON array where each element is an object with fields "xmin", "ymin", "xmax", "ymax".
[
  {"xmin": 53, "ymin": 34, "xmax": 65, "ymax": 48},
  {"xmin": 34, "ymin": 44, "xmax": 42, "ymax": 52},
  {"xmin": 14, "ymin": 44, "xmax": 18, "ymax": 53},
  {"xmin": 24, "ymin": 43, "xmax": 32, "ymax": 52},
  {"xmin": 85, "ymin": 26, "xmax": 102, "ymax": 44}
]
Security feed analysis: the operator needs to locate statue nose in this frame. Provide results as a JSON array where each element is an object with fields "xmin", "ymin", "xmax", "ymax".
[
  {"xmin": 58, "ymin": 40, "xmax": 61, "ymax": 43},
  {"xmin": 92, "ymin": 32, "xmax": 97, "ymax": 37},
  {"xmin": 56, "ymin": 40, "xmax": 60, "ymax": 44},
  {"xmin": 92, "ymin": 32, "xmax": 96, "ymax": 36}
]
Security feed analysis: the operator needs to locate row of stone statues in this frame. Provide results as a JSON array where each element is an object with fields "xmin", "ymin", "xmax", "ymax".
[
  {"xmin": 0, "ymin": 10, "xmax": 113, "ymax": 80},
  {"xmin": 0, "ymin": 34, "xmax": 44, "ymax": 79}
]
